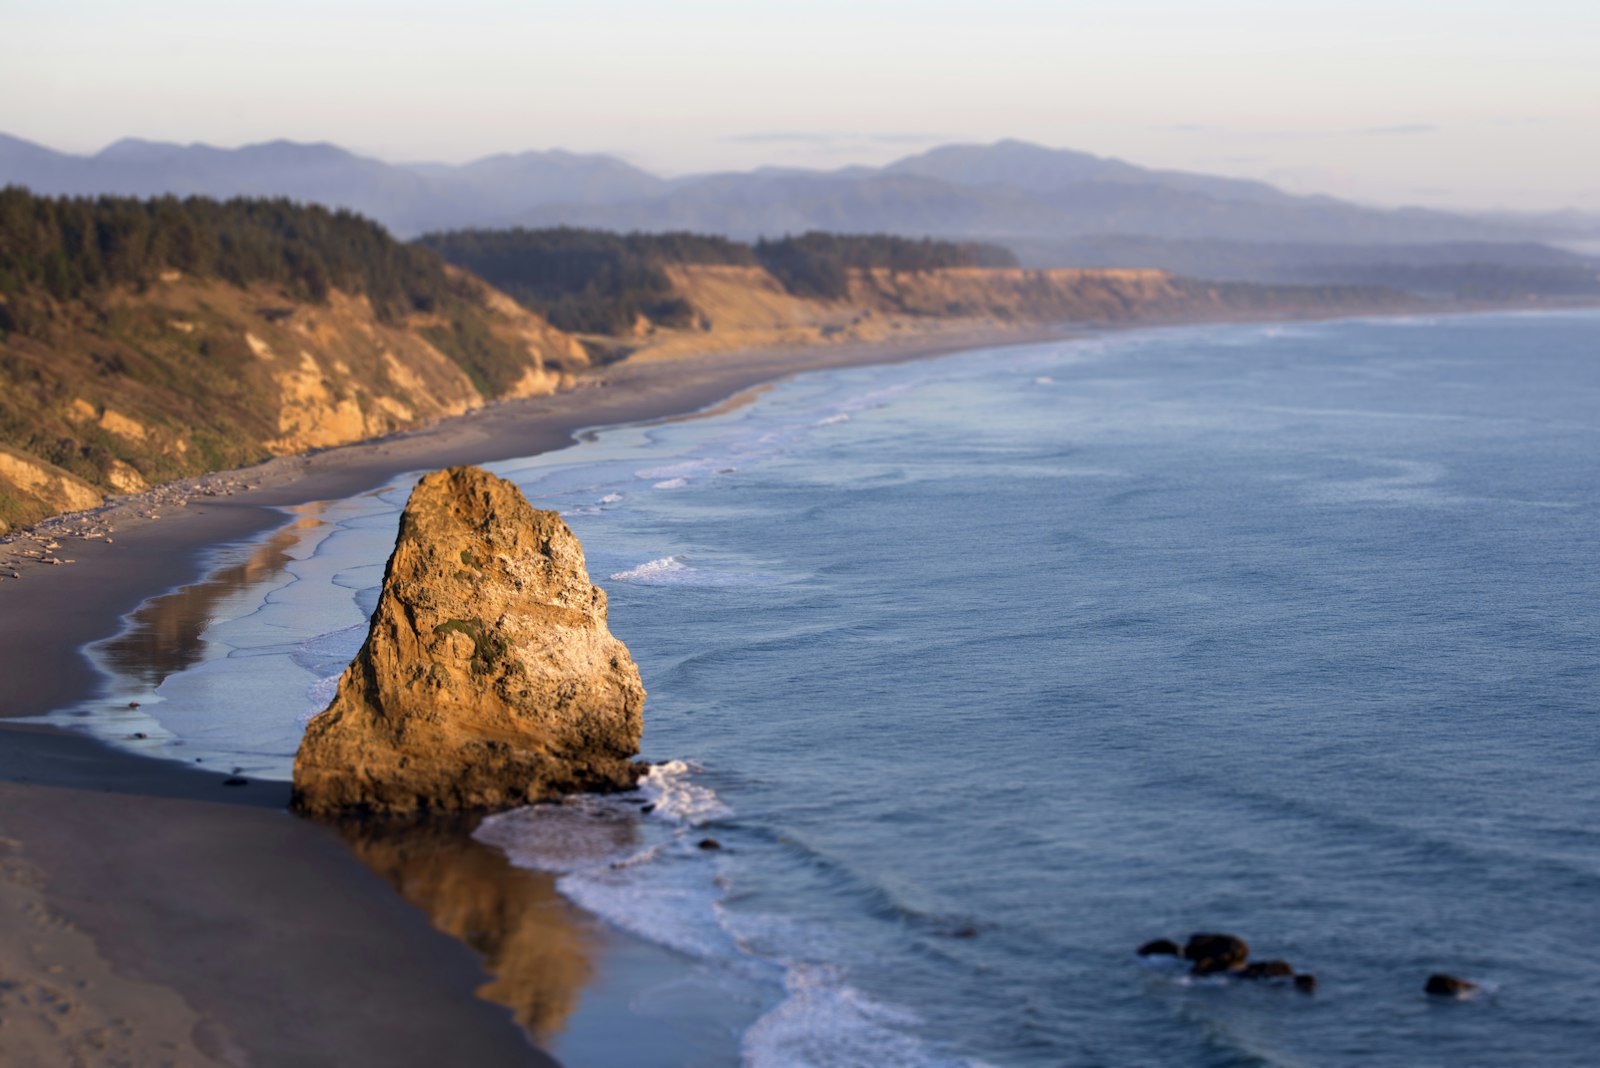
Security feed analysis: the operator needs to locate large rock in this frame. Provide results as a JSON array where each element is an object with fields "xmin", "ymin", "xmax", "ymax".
[
  {"xmin": 1184, "ymin": 932, "xmax": 1250, "ymax": 976},
  {"xmin": 292, "ymin": 466, "xmax": 646, "ymax": 817}
]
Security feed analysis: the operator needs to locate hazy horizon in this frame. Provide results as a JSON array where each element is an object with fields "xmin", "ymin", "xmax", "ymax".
[{"xmin": 6, "ymin": 0, "xmax": 1597, "ymax": 214}]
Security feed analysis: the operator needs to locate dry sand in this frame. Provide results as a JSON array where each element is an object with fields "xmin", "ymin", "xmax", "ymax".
[{"xmin": 0, "ymin": 324, "xmax": 1062, "ymax": 1066}]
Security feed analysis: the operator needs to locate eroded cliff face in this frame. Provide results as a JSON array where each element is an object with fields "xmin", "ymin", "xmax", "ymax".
[
  {"xmin": 291, "ymin": 466, "xmax": 645, "ymax": 817},
  {"xmin": 0, "ymin": 275, "xmax": 589, "ymax": 531}
]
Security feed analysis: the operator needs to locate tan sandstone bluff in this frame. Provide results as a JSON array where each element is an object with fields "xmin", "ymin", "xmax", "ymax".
[{"xmin": 292, "ymin": 465, "xmax": 646, "ymax": 817}]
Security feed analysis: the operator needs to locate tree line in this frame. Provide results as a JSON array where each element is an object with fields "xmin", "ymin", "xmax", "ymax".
[
  {"xmin": 0, "ymin": 189, "xmax": 1020, "ymax": 341},
  {"xmin": 417, "ymin": 227, "xmax": 1019, "ymax": 333},
  {"xmin": 0, "ymin": 187, "xmax": 470, "ymax": 329}
]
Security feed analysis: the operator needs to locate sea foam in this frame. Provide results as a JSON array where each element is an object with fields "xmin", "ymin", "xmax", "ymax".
[{"xmin": 476, "ymin": 762, "xmax": 975, "ymax": 1066}]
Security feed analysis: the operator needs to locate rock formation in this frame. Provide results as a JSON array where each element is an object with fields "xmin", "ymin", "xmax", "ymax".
[
  {"xmin": 1184, "ymin": 933, "xmax": 1251, "ymax": 975},
  {"xmin": 1424, "ymin": 973, "xmax": 1479, "ymax": 998},
  {"xmin": 1138, "ymin": 931, "xmax": 1316, "ymax": 993},
  {"xmin": 292, "ymin": 466, "xmax": 645, "ymax": 817},
  {"xmin": 1137, "ymin": 938, "xmax": 1182, "ymax": 958}
]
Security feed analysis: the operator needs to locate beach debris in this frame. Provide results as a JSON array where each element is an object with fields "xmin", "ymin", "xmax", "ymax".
[
  {"xmin": 292, "ymin": 466, "xmax": 645, "ymax": 818},
  {"xmin": 1425, "ymin": 973, "xmax": 1479, "ymax": 998}
]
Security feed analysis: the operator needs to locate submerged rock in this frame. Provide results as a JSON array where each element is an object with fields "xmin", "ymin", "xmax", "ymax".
[
  {"xmin": 1424, "ymin": 973, "xmax": 1479, "ymax": 998},
  {"xmin": 291, "ymin": 466, "xmax": 646, "ymax": 817},
  {"xmin": 1184, "ymin": 933, "xmax": 1250, "ymax": 975},
  {"xmin": 1239, "ymin": 960, "xmax": 1295, "ymax": 980}
]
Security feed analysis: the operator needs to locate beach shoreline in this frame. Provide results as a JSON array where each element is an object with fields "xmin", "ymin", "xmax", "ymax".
[{"xmin": 0, "ymin": 322, "xmax": 1066, "ymax": 1066}]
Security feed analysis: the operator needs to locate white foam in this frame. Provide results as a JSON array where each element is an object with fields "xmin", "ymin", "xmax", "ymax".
[
  {"xmin": 742, "ymin": 962, "xmax": 979, "ymax": 1068},
  {"xmin": 301, "ymin": 673, "xmax": 342, "ymax": 724},
  {"xmin": 476, "ymin": 768, "xmax": 742, "ymax": 962},
  {"xmin": 555, "ymin": 852, "xmax": 740, "ymax": 962},
  {"xmin": 606, "ymin": 556, "xmax": 776, "ymax": 588},
  {"xmin": 609, "ymin": 555, "xmax": 692, "ymax": 583},
  {"xmin": 817, "ymin": 413, "xmax": 850, "ymax": 426},
  {"xmin": 476, "ymin": 764, "xmax": 967, "ymax": 1066},
  {"xmin": 1034, "ymin": 376, "xmax": 1055, "ymax": 385},
  {"xmin": 598, "ymin": 493, "xmax": 626, "ymax": 504},
  {"xmin": 653, "ymin": 477, "xmax": 690, "ymax": 490},
  {"xmin": 640, "ymin": 759, "xmax": 732, "ymax": 826}
]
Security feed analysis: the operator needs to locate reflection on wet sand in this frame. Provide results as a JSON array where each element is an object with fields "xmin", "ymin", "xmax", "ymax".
[
  {"xmin": 96, "ymin": 509, "xmax": 326, "ymax": 686},
  {"xmin": 336, "ymin": 815, "xmax": 622, "ymax": 1043}
]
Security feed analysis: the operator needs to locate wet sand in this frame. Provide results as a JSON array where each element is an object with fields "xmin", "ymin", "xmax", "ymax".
[{"xmin": 0, "ymin": 324, "xmax": 1061, "ymax": 1066}]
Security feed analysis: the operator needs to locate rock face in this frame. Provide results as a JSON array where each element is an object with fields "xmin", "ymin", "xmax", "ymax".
[{"xmin": 292, "ymin": 466, "xmax": 646, "ymax": 817}]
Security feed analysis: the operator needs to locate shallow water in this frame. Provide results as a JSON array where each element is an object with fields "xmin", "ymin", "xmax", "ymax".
[{"xmin": 65, "ymin": 311, "xmax": 1600, "ymax": 1065}]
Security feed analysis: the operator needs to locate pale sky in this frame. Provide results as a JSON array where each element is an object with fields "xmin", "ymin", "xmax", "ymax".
[{"xmin": 4, "ymin": 0, "xmax": 1597, "ymax": 212}]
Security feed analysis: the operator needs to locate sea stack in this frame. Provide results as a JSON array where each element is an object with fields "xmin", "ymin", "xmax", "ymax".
[{"xmin": 291, "ymin": 466, "xmax": 646, "ymax": 817}]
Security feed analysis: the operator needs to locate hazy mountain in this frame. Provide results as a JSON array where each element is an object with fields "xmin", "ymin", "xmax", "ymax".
[
  {"xmin": 517, "ymin": 140, "xmax": 1529, "ymax": 245},
  {"xmin": 1, "ymin": 133, "xmax": 1588, "ymax": 256},
  {"xmin": 0, "ymin": 135, "xmax": 659, "ymax": 235},
  {"xmin": 407, "ymin": 149, "xmax": 666, "ymax": 213}
]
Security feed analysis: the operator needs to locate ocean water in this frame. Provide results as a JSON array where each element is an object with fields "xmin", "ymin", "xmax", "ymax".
[{"xmin": 67, "ymin": 311, "xmax": 1600, "ymax": 1066}]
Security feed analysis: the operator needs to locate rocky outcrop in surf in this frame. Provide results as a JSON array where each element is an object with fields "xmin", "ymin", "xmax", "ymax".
[
  {"xmin": 1137, "ymin": 931, "xmax": 1316, "ymax": 992},
  {"xmin": 291, "ymin": 465, "xmax": 645, "ymax": 817}
]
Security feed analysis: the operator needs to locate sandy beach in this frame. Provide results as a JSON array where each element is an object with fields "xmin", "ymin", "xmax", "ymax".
[{"xmin": 0, "ymin": 323, "xmax": 1062, "ymax": 1066}]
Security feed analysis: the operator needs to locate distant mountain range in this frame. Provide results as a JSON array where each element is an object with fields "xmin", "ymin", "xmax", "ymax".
[{"xmin": 4, "ymin": 133, "xmax": 1597, "ymax": 300}]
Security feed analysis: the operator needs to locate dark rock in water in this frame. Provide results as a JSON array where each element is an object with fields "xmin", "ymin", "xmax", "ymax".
[
  {"xmin": 222, "ymin": 777, "xmax": 249, "ymax": 786},
  {"xmin": 697, "ymin": 838, "xmax": 722, "ymax": 850},
  {"xmin": 640, "ymin": 803, "xmax": 656, "ymax": 814},
  {"xmin": 947, "ymin": 927, "xmax": 978, "ymax": 939},
  {"xmin": 1240, "ymin": 959, "xmax": 1295, "ymax": 980},
  {"xmin": 1425, "ymin": 973, "xmax": 1479, "ymax": 998},
  {"xmin": 1184, "ymin": 933, "xmax": 1250, "ymax": 975},
  {"xmin": 130, "ymin": 732, "xmax": 147, "ymax": 740},
  {"xmin": 1137, "ymin": 938, "xmax": 1182, "ymax": 957},
  {"xmin": 1293, "ymin": 974, "xmax": 1317, "ymax": 994}
]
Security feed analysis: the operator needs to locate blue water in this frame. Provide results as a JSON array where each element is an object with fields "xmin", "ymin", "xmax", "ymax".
[{"xmin": 69, "ymin": 311, "xmax": 1600, "ymax": 1066}]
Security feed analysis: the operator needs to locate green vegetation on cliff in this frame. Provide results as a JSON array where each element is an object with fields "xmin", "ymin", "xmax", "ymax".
[
  {"xmin": 0, "ymin": 189, "xmax": 582, "ymax": 532},
  {"xmin": 0, "ymin": 188, "xmax": 460, "ymax": 326},
  {"xmin": 415, "ymin": 228, "xmax": 749, "ymax": 334},
  {"xmin": 752, "ymin": 232, "xmax": 1018, "ymax": 300},
  {"xmin": 417, "ymin": 227, "xmax": 1020, "ymax": 331}
]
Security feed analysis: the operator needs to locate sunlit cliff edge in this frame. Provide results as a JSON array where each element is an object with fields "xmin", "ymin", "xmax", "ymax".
[{"xmin": 0, "ymin": 193, "xmax": 1413, "ymax": 532}]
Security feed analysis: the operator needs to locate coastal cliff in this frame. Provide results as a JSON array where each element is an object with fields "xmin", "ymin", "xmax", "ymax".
[
  {"xmin": 0, "ymin": 192, "xmax": 590, "ymax": 533},
  {"xmin": 291, "ymin": 466, "xmax": 645, "ymax": 817},
  {"xmin": 1, "ymin": 196, "xmax": 1414, "ymax": 533}
]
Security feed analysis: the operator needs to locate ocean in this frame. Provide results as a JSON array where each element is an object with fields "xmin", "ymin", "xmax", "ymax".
[{"xmin": 63, "ymin": 310, "xmax": 1600, "ymax": 1066}]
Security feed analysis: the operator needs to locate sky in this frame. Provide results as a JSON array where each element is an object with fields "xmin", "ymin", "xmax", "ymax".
[{"xmin": 4, "ymin": 0, "xmax": 1597, "ymax": 212}]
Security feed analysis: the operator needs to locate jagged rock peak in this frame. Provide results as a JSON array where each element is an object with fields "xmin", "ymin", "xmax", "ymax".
[{"xmin": 291, "ymin": 465, "xmax": 645, "ymax": 817}]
